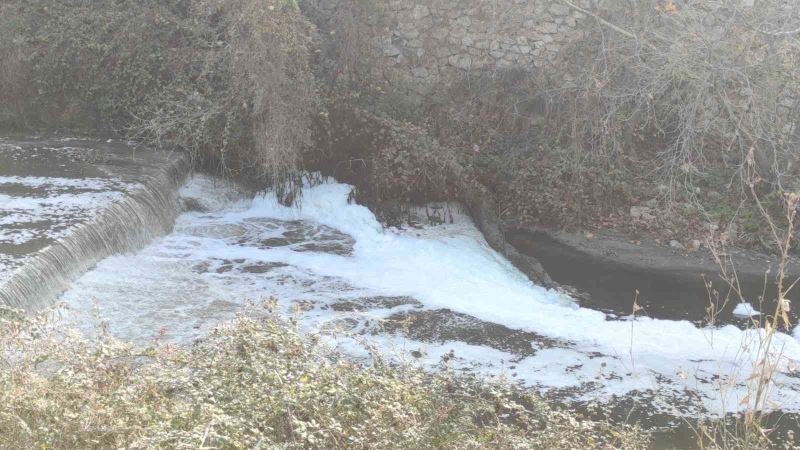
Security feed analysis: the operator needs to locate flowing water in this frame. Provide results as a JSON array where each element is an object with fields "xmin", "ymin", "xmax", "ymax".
[
  {"xmin": 55, "ymin": 176, "xmax": 800, "ymax": 427},
  {"xmin": 5, "ymin": 138, "xmax": 800, "ymax": 444},
  {"xmin": 0, "ymin": 135, "xmax": 187, "ymax": 309}
]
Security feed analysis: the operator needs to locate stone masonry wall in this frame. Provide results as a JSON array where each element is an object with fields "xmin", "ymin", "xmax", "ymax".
[{"xmin": 376, "ymin": 0, "xmax": 595, "ymax": 85}]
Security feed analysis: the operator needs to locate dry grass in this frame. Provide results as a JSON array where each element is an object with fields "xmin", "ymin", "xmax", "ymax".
[
  {"xmin": 207, "ymin": 0, "xmax": 316, "ymax": 199},
  {"xmin": 696, "ymin": 152, "xmax": 800, "ymax": 449},
  {"xmin": 0, "ymin": 302, "xmax": 647, "ymax": 449}
]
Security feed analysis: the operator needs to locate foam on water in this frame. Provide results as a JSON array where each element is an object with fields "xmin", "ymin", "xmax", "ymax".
[
  {"xmin": 0, "ymin": 176, "xmax": 138, "ymax": 237},
  {"xmin": 0, "ymin": 175, "xmax": 139, "ymax": 285},
  {"xmin": 0, "ymin": 175, "xmax": 136, "ymax": 190},
  {"xmin": 60, "ymin": 175, "xmax": 800, "ymax": 418},
  {"xmin": 732, "ymin": 302, "xmax": 761, "ymax": 317},
  {"xmin": 0, "ymin": 137, "xmax": 188, "ymax": 310}
]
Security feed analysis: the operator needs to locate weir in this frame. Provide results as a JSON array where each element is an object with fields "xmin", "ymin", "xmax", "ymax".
[
  {"xmin": 7, "ymin": 136, "xmax": 800, "ymax": 438},
  {"xmin": 0, "ymin": 136, "xmax": 189, "ymax": 311},
  {"xmin": 55, "ymin": 174, "xmax": 800, "ymax": 426}
]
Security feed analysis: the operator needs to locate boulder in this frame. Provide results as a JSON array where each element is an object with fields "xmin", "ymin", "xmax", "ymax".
[{"xmin": 669, "ymin": 240, "xmax": 686, "ymax": 251}]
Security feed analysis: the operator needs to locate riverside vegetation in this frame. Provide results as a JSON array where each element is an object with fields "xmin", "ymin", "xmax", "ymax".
[
  {"xmin": 0, "ymin": 302, "xmax": 646, "ymax": 449},
  {"xmin": 1, "ymin": 0, "xmax": 798, "ymax": 243},
  {"xmin": 1, "ymin": 0, "xmax": 800, "ymax": 448}
]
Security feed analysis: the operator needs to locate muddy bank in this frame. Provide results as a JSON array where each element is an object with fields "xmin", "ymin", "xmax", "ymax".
[{"xmin": 507, "ymin": 227, "xmax": 800, "ymax": 324}]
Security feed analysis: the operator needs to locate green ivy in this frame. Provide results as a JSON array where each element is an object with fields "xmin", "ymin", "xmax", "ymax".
[{"xmin": 4, "ymin": 0, "xmax": 210, "ymax": 130}]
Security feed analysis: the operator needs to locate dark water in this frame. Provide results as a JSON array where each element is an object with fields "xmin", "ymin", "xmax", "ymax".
[
  {"xmin": 508, "ymin": 230, "xmax": 800, "ymax": 448},
  {"xmin": 508, "ymin": 231, "xmax": 800, "ymax": 329}
]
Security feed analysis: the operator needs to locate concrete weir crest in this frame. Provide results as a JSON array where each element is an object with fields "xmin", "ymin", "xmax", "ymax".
[{"xmin": 0, "ymin": 137, "xmax": 189, "ymax": 311}]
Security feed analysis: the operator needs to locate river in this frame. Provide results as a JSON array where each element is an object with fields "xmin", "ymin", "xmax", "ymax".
[{"xmin": 4, "ymin": 136, "xmax": 800, "ymax": 446}]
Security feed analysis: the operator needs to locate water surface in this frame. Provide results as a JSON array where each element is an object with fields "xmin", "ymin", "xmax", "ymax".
[{"xmin": 57, "ymin": 175, "xmax": 800, "ymax": 432}]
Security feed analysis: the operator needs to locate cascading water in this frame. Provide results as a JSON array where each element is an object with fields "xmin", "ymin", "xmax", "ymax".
[
  {"xmin": 57, "ymin": 174, "xmax": 800, "ymax": 424},
  {"xmin": 5, "ymin": 136, "xmax": 800, "ymax": 437},
  {"xmin": 0, "ymin": 137, "xmax": 189, "ymax": 311}
]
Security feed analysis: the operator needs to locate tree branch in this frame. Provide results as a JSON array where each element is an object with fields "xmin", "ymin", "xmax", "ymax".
[{"xmin": 559, "ymin": 0, "xmax": 638, "ymax": 40}]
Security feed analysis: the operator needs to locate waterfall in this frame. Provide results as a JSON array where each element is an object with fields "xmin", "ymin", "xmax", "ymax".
[{"xmin": 0, "ymin": 153, "xmax": 189, "ymax": 311}]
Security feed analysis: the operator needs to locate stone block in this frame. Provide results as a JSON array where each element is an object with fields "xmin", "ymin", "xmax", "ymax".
[
  {"xmin": 549, "ymin": 3, "xmax": 570, "ymax": 16},
  {"xmin": 414, "ymin": 4, "xmax": 431, "ymax": 19},
  {"xmin": 449, "ymin": 54, "xmax": 473, "ymax": 69}
]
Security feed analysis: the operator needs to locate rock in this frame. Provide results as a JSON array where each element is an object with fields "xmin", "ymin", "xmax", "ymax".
[
  {"xmin": 403, "ymin": 29, "xmax": 420, "ymax": 39},
  {"xmin": 431, "ymin": 27, "xmax": 449, "ymax": 40},
  {"xmin": 181, "ymin": 197, "xmax": 207, "ymax": 213},
  {"xmin": 690, "ymin": 239, "xmax": 702, "ymax": 251},
  {"xmin": 630, "ymin": 206, "xmax": 655, "ymax": 222},
  {"xmin": 549, "ymin": 3, "xmax": 570, "ymax": 16},
  {"xmin": 413, "ymin": 4, "xmax": 430, "ymax": 19},
  {"xmin": 456, "ymin": 16, "xmax": 472, "ymax": 27},
  {"xmin": 540, "ymin": 22, "xmax": 559, "ymax": 34},
  {"xmin": 383, "ymin": 44, "xmax": 401, "ymax": 57},
  {"xmin": 412, "ymin": 66, "xmax": 429, "ymax": 78},
  {"xmin": 448, "ymin": 54, "xmax": 472, "ymax": 70},
  {"xmin": 670, "ymin": 240, "xmax": 686, "ymax": 251}
]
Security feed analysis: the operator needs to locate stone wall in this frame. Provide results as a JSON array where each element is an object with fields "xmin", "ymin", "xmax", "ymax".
[{"xmin": 377, "ymin": 0, "xmax": 594, "ymax": 85}]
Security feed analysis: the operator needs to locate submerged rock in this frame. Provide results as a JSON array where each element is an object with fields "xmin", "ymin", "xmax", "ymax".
[
  {"xmin": 378, "ymin": 308, "xmax": 566, "ymax": 358},
  {"xmin": 330, "ymin": 296, "xmax": 422, "ymax": 312}
]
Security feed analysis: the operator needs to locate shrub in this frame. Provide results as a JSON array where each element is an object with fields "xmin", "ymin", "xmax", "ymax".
[
  {"xmin": 1, "ymin": 0, "xmax": 201, "ymax": 130},
  {"xmin": 699, "ymin": 153, "xmax": 799, "ymax": 449},
  {"xmin": 133, "ymin": 0, "xmax": 318, "ymax": 200},
  {"xmin": 0, "ymin": 46, "xmax": 32, "ymax": 128},
  {"xmin": 0, "ymin": 0, "xmax": 317, "ymax": 198},
  {"xmin": 545, "ymin": 0, "xmax": 800, "ymax": 197},
  {"xmin": 0, "ymin": 303, "xmax": 647, "ymax": 449}
]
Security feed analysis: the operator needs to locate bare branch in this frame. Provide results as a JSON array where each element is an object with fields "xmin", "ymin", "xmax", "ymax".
[{"xmin": 558, "ymin": 0, "xmax": 638, "ymax": 40}]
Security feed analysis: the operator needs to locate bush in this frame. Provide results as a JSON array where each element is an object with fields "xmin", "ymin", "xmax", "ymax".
[
  {"xmin": 0, "ymin": 0, "xmax": 200, "ymax": 130},
  {"xmin": 0, "ymin": 303, "xmax": 647, "ymax": 449},
  {"xmin": 0, "ymin": 0, "xmax": 317, "ymax": 198},
  {"xmin": 0, "ymin": 47, "xmax": 31, "ymax": 128},
  {"xmin": 133, "ymin": 0, "xmax": 318, "ymax": 200},
  {"xmin": 545, "ymin": 0, "xmax": 800, "ymax": 197}
]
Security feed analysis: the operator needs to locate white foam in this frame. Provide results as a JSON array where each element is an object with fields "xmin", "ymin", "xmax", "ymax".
[
  {"xmin": 244, "ymin": 183, "xmax": 800, "ymax": 362},
  {"xmin": 733, "ymin": 303, "xmax": 761, "ymax": 317},
  {"xmin": 0, "ymin": 184, "xmax": 132, "ymax": 246},
  {"xmin": 0, "ymin": 175, "xmax": 140, "ymax": 284},
  {"xmin": 0, "ymin": 176, "xmax": 135, "ymax": 191},
  {"xmin": 59, "ymin": 176, "xmax": 800, "ymax": 418}
]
